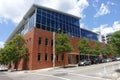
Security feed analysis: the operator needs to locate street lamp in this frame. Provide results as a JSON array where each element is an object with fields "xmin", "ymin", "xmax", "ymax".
[
  {"xmin": 52, "ymin": 28, "xmax": 61, "ymax": 68},
  {"xmin": 53, "ymin": 32, "xmax": 55, "ymax": 68}
]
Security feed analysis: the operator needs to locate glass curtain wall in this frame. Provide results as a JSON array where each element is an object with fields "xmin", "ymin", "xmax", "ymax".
[
  {"xmin": 17, "ymin": 10, "xmax": 36, "ymax": 34},
  {"xmin": 36, "ymin": 8, "xmax": 80, "ymax": 37},
  {"xmin": 81, "ymin": 29, "xmax": 98, "ymax": 41}
]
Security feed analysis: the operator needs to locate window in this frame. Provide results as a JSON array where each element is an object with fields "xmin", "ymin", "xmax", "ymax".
[
  {"xmin": 38, "ymin": 53, "xmax": 41, "ymax": 61},
  {"xmin": 51, "ymin": 54, "xmax": 53, "ymax": 61},
  {"xmin": 36, "ymin": 23, "xmax": 40, "ymax": 28},
  {"xmin": 45, "ymin": 53, "xmax": 48, "ymax": 61},
  {"xmin": 38, "ymin": 37, "xmax": 42, "ymax": 45},
  {"xmin": 51, "ymin": 39, "xmax": 53, "ymax": 46},
  {"xmin": 45, "ymin": 38, "xmax": 48, "ymax": 46}
]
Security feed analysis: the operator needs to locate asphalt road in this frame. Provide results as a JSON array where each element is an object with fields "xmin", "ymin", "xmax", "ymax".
[
  {"xmin": 1, "ymin": 61, "xmax": 120, "ymax": 80},
  {"xmin": 0, "ymin": 72, "xmax": 12, "ymax": 80}
]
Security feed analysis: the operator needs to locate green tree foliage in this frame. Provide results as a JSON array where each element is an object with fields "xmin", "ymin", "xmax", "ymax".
[
  {"xmin": 78, "ymin": 38, "xmax": 91, "ymax": 55},
  {"xmin": 92, "ymin": 41, "xmax": 101, "ymax": 55},
  {"xmin": 101, "ymin": 44, "xmax": 114, "ymax": 57},
  {"xmin": 0, "ymin": 34, "xmax": 28, "ymax": 69},
  {"xmin": 108, "ymin": 31, "xmax": 120, "ymax": 56},
  {"xmin": 77, "ymin": 38, "xmax": 91, "ymax": 60},
  {"xmin": 55, "ymin": 33, "xmax": 73, "ymax": 67}
]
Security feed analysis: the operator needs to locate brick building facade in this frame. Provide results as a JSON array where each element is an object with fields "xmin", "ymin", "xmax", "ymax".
[{"xmin": 7, "ymin": 4, "xmax": 99, "ymax": 70}]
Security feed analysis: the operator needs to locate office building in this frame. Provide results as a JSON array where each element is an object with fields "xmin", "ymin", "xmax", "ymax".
[{"xmin": 8, "ymin": 4, "xmax": 98, "ymax": 70}]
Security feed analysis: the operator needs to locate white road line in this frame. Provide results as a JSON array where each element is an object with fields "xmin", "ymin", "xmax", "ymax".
[
  {"xmin": 31, "ymin": 73, "xmax": 70, "ymax": 80},
  {"xmin": 69, "ymin": 73, "xmax": 112, "ymax": 80}
]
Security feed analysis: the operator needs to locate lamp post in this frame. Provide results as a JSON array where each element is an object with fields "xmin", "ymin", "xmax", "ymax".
[
  {"xmin": 53, "ymin": 32, "xmax": 55, "ymax": 68},
  {"xmin": 52, "ymin": 28, "xmax": 61, "ymax": 68}
]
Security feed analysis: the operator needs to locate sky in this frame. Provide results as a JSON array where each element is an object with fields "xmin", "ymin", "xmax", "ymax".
[{"xmin": 0, "ymin": 0, "xmax": 120, "ymax": 48}]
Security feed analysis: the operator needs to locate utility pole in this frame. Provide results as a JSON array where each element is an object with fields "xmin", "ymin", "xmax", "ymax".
[{"xmin": 53, "ymin": 32, "xmax": 55, "ymax": 68}]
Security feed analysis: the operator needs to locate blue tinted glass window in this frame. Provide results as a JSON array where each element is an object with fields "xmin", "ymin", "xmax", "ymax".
[
  {"xmin": 41, "ymin": 24, "xmax": 46, "ymax": 30},
  {"xmin": 42, "ymin": 16, "xmax": 46, "ymax": 25},
  {"xmin": 46, "ymin": 26, "xmax": 50, "ymax": 31},
  {"xmin": 47, "ymin": 18, "xmax": 50, "ymax": 27},
  {"xmin": 37, "ymin": 9, "xmax": 41, "ymax": 14},
  {"xmin": 81, "ymin": 29, "xmax": 98, "ymax": 40},
  {"xmin": 36, "ymin": 8, "xmax": 80, "ymax": 37},
  {"xmin": 36, "ymin": 14, "xmax": 41, "ymax": 23},
  {"xmin": 42, "ymin": 11, "xmax": 46, "ymax": 16},
  {"xmin": 51, "ymin": 20, "xmax": 54, "ymax": 28}
]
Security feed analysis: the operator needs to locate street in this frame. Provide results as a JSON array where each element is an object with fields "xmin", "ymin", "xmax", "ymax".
[{"xmin": 1, "ymin": 61, "xmax": 120, "ymax": 80}]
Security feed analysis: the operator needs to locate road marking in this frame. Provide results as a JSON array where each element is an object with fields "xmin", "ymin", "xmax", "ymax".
[
  {"xmin": 69, "ymin": 73, "xmax": 112, "ymax": 80},
  {"xmin": 31, "ymin": 73, "xmax": 70, "ymax": 80}
]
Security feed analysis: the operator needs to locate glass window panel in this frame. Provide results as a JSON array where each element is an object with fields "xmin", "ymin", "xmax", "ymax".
[
  {"xmin": 47, "ymin": 13, "xmax": 50, "ymax": 18},
  {"xmin": 42, "ymin": 11, "xmax": 46, "ymax": 17},
  {"xmin": 46, "ymin": 26, "xmax": 50, "ymax": 31},
  {"xmin": 38, "ymin": 53, "xmax": 41, "ymax": 61},
  {"xmin": 36, "ymin": 23, "xmax": 40, "ymax": 28},
  {"xmin": 45, "ymin": 38, "xmax": 48, "ymax": 46},
  {"xmin": 38, "ymin": 37, "xmax": 42, "ymax": 45},
  {"xmin": 36, "ymin": 14, "xmax": 41, "ymax": 23},
  {"xmin": 37, "ymin": 9, "xmax": 41, "ymax": 14},
  {"xmin": 42, "ymin": 16, "xmax": 46, "ymax": 25},
  {"xmin": 51, "ymin": 27, "xmax": 54, "ymax": 32},
  {"xmin": 47, "ymin": 18, "xmax": 50, "ymax": 27},
  {"xmin": 45, "ymin": 53, "xmax": 48, "ymax": 61},
  {"xmin": 51, "ymin": 20, "xmax": 54, "ymax": 28},
  {"xmin": 41, "ymin": 25, "xmax": 46, "ymax": 30}
]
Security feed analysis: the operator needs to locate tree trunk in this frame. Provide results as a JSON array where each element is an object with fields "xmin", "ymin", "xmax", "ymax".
[
  {"xmin": 14, "ymin": 61, "xmax": 18, "ymax": 70},
  {"xmin": 63, "ymin": 54, "xmax": 65, "ymax": 68}
]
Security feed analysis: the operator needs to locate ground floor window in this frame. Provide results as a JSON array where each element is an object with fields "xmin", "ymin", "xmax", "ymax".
[
  {"xmin": 38, "ymin": 53, "xmax": 41, "ymax": 61},
  {"xmin": 45, "ymin": 53, "xmax": 48, "ymax": 61}
]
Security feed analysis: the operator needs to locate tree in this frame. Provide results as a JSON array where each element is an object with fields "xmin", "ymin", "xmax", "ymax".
[
  {"xmin": 108, "ymin": 31, "xmax": 120, "ymax": 56},
  {"xmin": 92, "ymin": 41, "xmax": 101, "ymax": 55},
  {"xmin": 55, "ymin": 33, "xmax": 73, "ymax": 67},
  {"xmin": 0, "ymin": 48, "xmax": 9, "ymax": 64},
  {"xmin": 77, "ymin": 38, "xmax": 91, "ymax": 60},
  {"xmin": 0, "ymin": 34, "xmax": 28, "ymax": 69}
]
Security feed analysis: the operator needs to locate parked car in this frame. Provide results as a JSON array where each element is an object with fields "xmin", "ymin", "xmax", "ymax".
[
  {"xmin": 112, "ymin": 58, "xmax": 117, "ymax": 61},
  {"xmin": 115, "ymin": 57, "xmax": 120, "ymax": 61},
  {"xmin": 78, "ymin": 59, "xmax": 91, "ymax": 66},
  {"xmin": 91, "ymin": 58, "xmax": 100, "ymax": 64},
  {"xmin": 102, "ymin": 58, "xmax": 112, "ymax": 63},
  {"xmin": 0, "ymin": 65, "xmax": 8, "ymax": 71}
]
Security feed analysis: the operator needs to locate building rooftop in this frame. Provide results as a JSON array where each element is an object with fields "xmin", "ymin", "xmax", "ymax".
[{"xmin": 7, "ymin": 4, "xmax": 80, "ymax": 42}]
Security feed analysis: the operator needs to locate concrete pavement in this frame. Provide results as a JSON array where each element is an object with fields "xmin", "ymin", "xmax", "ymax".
[{"xmin": 1, "ymin": 61, "xmax": 120, "ymax": 80}]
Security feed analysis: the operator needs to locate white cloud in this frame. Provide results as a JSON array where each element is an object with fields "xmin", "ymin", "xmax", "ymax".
[
  {"xmin": 68, "ymin": 0, "xmax": 89, "ymax": 18},
  {"xmin": 0, "ymin": 41, "xmax": 4, "ymax": 48},
  {"xmin": 0, "ymin": 0, "xmax": 89, "ymax": 24},
  {"xmin": 0, "ymin": 0, "xmax": 31, "ymax": 23},
  {"xmin": 107, "ymin": 1, "xmax": 115, "ymax": 6},
  {"xmin": 94, "ymin": 3, "xmax": 110, "ymax": 17},
  {"xmin": 80, "ymin": 23, "xmax": 87, "ymax": 29},
  {"xmin": 113, "ymin": 21, "xmax": 120, "ymax": 31},
  {"xmin": 93, "ymin": 21, "xmax": 120, "ymax": 35}
]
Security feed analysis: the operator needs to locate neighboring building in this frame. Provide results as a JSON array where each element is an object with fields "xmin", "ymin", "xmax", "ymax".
[
  {"xmin": 101, "ymin": 33, "xmax": 112, "ymax": 43},
  {"xmin": 7, "ymin": 4, "xmax": 98, "ymax": 70},
  {"xmin": 96, "ymin": 31, "xmax": 112, "ymax": 43}
]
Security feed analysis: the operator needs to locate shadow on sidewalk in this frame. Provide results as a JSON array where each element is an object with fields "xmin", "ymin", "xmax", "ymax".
[
  {"xmin": 115, "ymin": 69, "xmax": 120, "ymax": 73},
  {"xmin": 60, "ymin": 65, "xmax": 77, "ymax": 68}
]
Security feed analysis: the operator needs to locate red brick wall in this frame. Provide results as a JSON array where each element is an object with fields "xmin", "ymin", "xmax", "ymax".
[{"xmin": 17, "ymin": 28, "xmax": 106, "ymax": 70}]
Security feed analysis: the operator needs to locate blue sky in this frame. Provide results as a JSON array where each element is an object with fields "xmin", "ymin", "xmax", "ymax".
[{"xmin": 0, "ymin": 0, "xmax": 120, "ymax": 48}]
